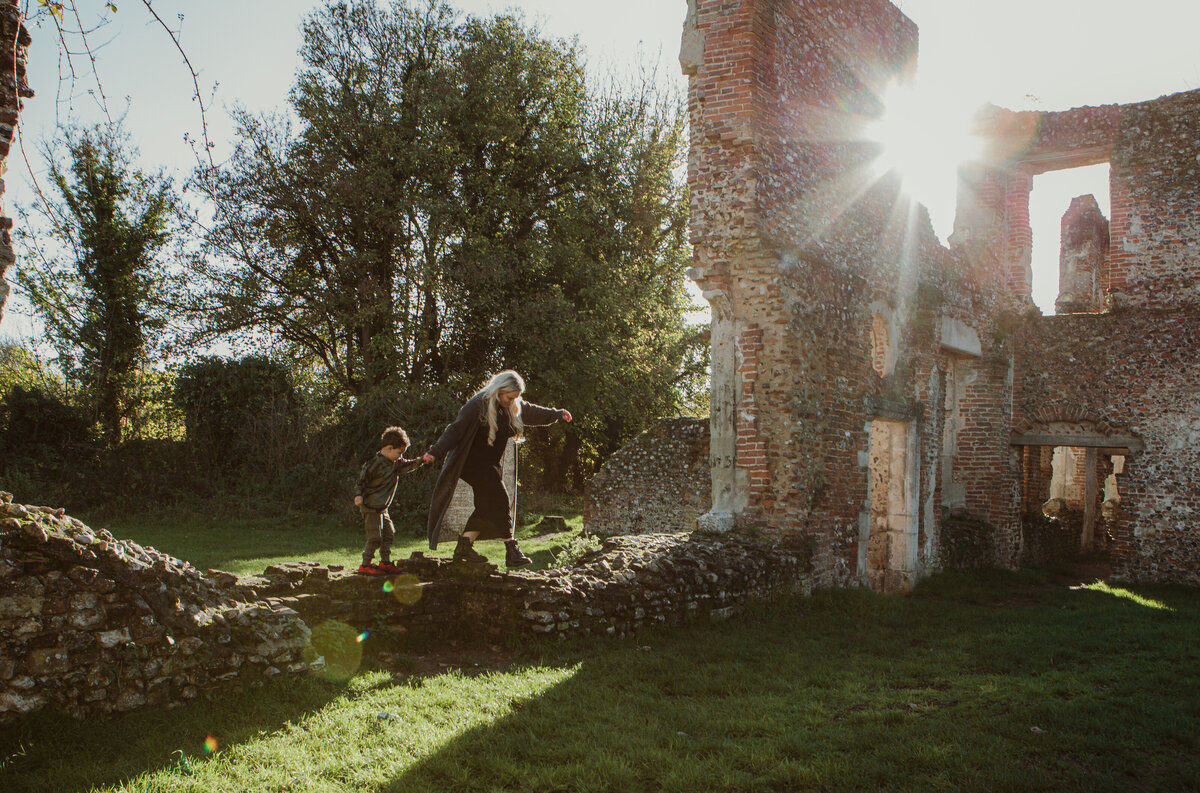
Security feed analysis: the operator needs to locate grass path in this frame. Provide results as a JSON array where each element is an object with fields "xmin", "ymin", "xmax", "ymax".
[{"xmin": 4, "ymin": 566, "xmax": 1200, "ymax": 791}]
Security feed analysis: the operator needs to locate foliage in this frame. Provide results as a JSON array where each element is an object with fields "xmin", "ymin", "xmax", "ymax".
[
  {"xmin": 191, "ymin": 0, "xmax": 705, "ymax": 489},
  {"xmin": 172, "ymin": 355, "xmax": 301, "ymax": 471},
  {"xmin": 0, "ymin": 385, "xmax": 96, "ymax": 504},
  {"xmin": 16, "ymin": 123, "xmax": 180, "ymax": 446},
  {"xmin": 0, "ymin": 340, "xmax": 62, "ymax": 400}
]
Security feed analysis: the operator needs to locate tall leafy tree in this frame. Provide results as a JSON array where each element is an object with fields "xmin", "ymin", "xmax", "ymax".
[
  {"xmin": 17, "ymin": 123, "xmax": 178, "ymax": 445},
  {"xmin": 193, "ymin": 0, "xmax": 705, "ymax": 484}
]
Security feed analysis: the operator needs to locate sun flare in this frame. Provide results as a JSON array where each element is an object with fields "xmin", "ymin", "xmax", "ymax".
[{"xmin": 865, "ymin": 82, "xmax": 984, "ymax": 226}]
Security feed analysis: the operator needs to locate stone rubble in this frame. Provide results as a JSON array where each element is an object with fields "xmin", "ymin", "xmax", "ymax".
[
  {"xmin": 0, "ymin": 492, "xmax": 309, "ymax": 724},
  {"xmin": 1, "ymin": 491, "xmax": 813, "ymax": 724}
]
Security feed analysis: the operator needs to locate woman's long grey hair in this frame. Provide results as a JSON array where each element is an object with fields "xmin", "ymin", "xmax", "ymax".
[{"xmin": 475, "ymin": 370, "xmax": 525, "ymax": 445}]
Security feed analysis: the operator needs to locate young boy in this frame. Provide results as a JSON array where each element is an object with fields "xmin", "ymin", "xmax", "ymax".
[{"xmin": 354, "ymin": 426, "xmax": 424, "ymax": 575}]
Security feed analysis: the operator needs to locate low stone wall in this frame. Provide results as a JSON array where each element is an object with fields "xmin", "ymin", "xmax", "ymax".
[
  {"xmin": 0, "ymin": 494, "xmax": 309, "ymax": 724},
  {"xmin": 2, "ymin": 491, "xmax": 812, "ymax": 724},
  {"xmin": 583, "ymin": 417, "xmax": 710, "ymax": 537},
  {"xmin": 253, "ymin": 531, "xmax": 814, "ymax": 645}
]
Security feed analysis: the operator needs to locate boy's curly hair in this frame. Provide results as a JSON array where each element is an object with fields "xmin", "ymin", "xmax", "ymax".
[{"xmin": 380, "ymin": 426, "xmax": 409, "ymax": 449}]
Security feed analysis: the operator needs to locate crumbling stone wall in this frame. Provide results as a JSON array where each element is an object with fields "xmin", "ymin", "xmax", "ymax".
[
  {"xmin": 1013, "ymin": 310, "xmax": 1200, "ymax": 584},
  {"xmin": 683, "ymin": 0, "xmax": 1200, "ymax": 589},
  {"xmin": 254, "ymin": 531, "xmax": 813, "ymax": 643},
  {"xmin": 0, "ymin": 494, "xmax": 309, "ymax": 723},
  {"xmin": 2, "ymin": 494, "xmax": 813, "ymax": 723},
  {"xmin": 683, "ymin": 0, "xmax": 1020, "ymax": 593},
  {"xmin": 583, "ymin": 417, "xmax": 709, "ymax": 537},
  {"xmin": 0, "ymin": 0, "xmax": 30, "ymax": 326}
]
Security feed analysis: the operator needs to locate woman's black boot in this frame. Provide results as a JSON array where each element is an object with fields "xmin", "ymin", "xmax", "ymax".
[
  {"xmin": 453, "ymin": 536, "xmax": 488, "ymax": 563},
  {"xmin": 504, "ymin": 540, "xmax": 532, "ymax": 568}
]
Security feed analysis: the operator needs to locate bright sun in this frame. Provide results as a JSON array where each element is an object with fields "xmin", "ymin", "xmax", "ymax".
[{"xmin": 864, "ymin": 81, "xmax": 984, "ymax": 234}]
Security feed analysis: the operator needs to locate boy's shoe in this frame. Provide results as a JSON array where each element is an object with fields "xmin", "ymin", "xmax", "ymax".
[
  {"xmin": 504, "ymin": 541, "xmax": 532, "ymax": 568},
  {"xmin": 357, "ymin": 563, "xmax": 385, "ymax": 575},
  {"xmin": 452, "ymin": 536, "xmax": 488, "ymax": 563},
  {"xmin": 377, "ymin": 561, "xmax": 403, "ymax": 574}
]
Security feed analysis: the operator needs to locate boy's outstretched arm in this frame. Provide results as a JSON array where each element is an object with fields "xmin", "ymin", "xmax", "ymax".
[{"xmin": 397, "ymin": 457, "xmax": 425, "ymax": 474}]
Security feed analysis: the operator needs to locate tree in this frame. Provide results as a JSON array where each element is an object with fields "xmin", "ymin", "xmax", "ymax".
[
  {"xmin": 193, "ymin": 0, "xmax": 706, "ymax": 485},
  {"xmin": 172, "ymin": 355, "xmax": 301, "ymax": 471},
  {"xmin": 16, "ymin": 123, "xmax": 178, "ymax": 445}
]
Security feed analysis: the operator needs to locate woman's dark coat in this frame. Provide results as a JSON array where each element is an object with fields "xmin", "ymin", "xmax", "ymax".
[{"xmin": 425, "ymin": 393, "xmax": 564, "ymax": 549}]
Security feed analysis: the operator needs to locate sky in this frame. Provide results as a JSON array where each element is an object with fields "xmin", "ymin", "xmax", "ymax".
[{"xmin": 5, "ymin": 0, "xmax": 1200, "ymax": 342}]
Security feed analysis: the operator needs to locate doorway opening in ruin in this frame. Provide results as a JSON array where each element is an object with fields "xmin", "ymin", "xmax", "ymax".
[
  {"xmin": 1029, "ymin": 163, "xmax": 1110, "ymax": 315},
  {"xmin": 1016, "ymin": 427, "xmax": 1138, "ymax": 570},
  {"xmin": 865, "ymin": 419, "xmax": 918, "ymax": 593}
]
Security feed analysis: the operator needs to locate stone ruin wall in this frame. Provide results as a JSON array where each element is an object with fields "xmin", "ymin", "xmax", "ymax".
[
  {"xmin": 1, "ymin": 493, "xmax": 813, "ymax": 723},
  {"xmin": 0, "ymin": 493, "xmax": 309, "ymax": 723},
  {"xmin": 583, "ymin": 417, "xmax": 710, "ymax": 537},
  {"xmin": 983, "ymin": 89, "xmax": 1200, "ymax": 584},
  {"xmin": 682, "ymin": 0, "xmax": 1200, "ymax": 589},
  {"xmin": 684, "ymin": 0, "xmax": 1022, "ymax": 592},
  {"xmin": 0, "ymin": 0, "xmax": 29, "ymax": 326}
]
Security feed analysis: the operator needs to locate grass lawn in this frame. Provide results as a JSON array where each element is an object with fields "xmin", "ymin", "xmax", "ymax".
[
  {"xmin": 4, "ymin": 561, "xmax": 1200, "ymax": 792},
  {"xmin": 72, "ymin": 508, "xmax": 590, "ymax": 576}
]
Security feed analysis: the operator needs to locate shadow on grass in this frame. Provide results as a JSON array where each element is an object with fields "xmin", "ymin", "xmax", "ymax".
[
  {"xmin": 5, "ymin": 569, "xmax": 1200, "ymax": 792},
  {"xmin": 374, "ymin": 571, "xmax": 1200, "ymax": 792},
  {"xmin": 0, "ymin": 673, "xmax": 391, "ymax": 793}
]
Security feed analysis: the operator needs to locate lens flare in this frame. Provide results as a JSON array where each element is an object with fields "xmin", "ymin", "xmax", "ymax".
[
  {"xmin": 382, "ymin": 580, "xmax": 395, "ymax": 593},
  {"xmin": 203, "ymin": 735, "xmax": 218, "ymax": 754},
  {"xmin": 864, "ymin": 79, "xmax": 984, "ymax": 237},
  {"xmin": 302, "ymin": 620, "xmax": 365, "ymax": 682},
  {"xmin": 356, "ymin": 631, "xmax": 369, "ymax": 643},
  {"xmin": 389, "ymin": 573, "xmax": 423, "ymax": 606}
]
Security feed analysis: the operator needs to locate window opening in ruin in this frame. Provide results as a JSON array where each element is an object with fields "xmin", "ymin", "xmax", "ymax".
[
  {"xmin": 1029, "ymin": 163, "xmax": 1110, "ymax": 315},
  {"xmin": 865, "ymin": 419, "xmax": 918, "ymax": 593}
]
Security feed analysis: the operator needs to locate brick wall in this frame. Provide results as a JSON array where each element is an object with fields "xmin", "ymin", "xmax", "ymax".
[
  {"xmin": 1013, "ymin": 311, "xmax": 1200, "ymax": 583},
  {"xmin": 686, "ymin": 0, "xmax": 1020, "ymax": 592}
]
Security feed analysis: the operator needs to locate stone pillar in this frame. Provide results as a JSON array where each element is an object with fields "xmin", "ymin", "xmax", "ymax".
[
  {"xmin": 0, "ymin": 1, "xmax": 30, "ymax": 327},
  {"xmin": 683, "ymin": 0, "xmax": 918, "ymax": 548},
  {"xmin": 1055, "ymin": 194, "xmax": 1108, "ymax": 314}
]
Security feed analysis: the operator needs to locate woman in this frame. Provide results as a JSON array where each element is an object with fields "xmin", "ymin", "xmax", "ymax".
[{"xmin": 422, "ymin": 370, "xmax": 572, "ymax": 567}]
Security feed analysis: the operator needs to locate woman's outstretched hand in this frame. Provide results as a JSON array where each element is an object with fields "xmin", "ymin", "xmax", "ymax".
[
  {"xmin": 422, "ymin": 452, "xmax": 435, "ymax": 464},
  {"xmin": 561, "ymin": 410, "xmax": 573, "ymax": 422}
]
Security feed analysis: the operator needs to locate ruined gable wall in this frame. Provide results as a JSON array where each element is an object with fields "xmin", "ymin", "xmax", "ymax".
[
  {"xmin": 972, "ymin": 90, "xmax": 1200, "ymax": 313},
  {"xmin": 1013, "ymin": 312, "xmax": 1200, "ymax": 584},
  {"xmin": 687, "ymin": 0, "xmax": 1021, "ymax": 589},
  {"xmin": 996, "ymin": 88, "xmax": 1200, "ymax": 583},
  {"xmin": 1108, "ymin": 89, "xmax": 1200, "ymax": 310}
]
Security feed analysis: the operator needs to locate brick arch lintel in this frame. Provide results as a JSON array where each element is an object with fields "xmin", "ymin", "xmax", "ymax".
[{"xmin": 1012, "ymin": 403, "xmax": 1143, "ymax": 452}]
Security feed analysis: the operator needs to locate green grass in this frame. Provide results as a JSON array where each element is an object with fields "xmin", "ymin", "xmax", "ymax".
[
  {"xmin": 75, "ymin": 508, "xmax": 588, "ymax": 576},
  {"xmin": 4, "ymin": 563, "xmax": 1200, "ymax": 792}
]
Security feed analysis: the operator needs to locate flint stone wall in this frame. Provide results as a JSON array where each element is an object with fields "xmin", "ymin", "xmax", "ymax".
[
  {"xmin": 2, "ymin": 493, "xmax": 812, "ymax": 724},
  {"xmin": 0, "ymin": 494, "xmax": 310, "ymax": 724},
  {"xmin": 583, "ymin": 418, "xmax": 710, "ymax": 538},
  {"xmin": 254, "ymin": 531, "xmax": 812, "ymax": 643}
]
